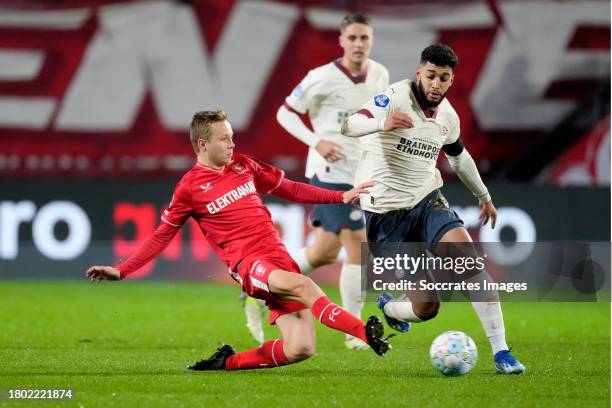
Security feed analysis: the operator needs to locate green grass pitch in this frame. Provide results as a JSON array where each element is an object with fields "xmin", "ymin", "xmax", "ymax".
[{"xmin": 1, "ymin": 281, "xmax": 610, "ymax": 407}]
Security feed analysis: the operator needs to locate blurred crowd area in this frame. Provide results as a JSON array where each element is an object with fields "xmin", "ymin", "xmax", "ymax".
[{"xmin": 0, "ymin": 0, "xmax": 609, "ymax": 186}]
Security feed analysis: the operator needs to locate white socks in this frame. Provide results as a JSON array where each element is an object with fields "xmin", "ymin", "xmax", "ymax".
[
  {"xmin": 292, "ymin": 247, "xmax": 315, "ymax": 275},
  {"xmin": 383, "ymin": 295, "xmax": 422, "ymax": 322},
  {"xmin": 339, "ymin": 264, "xmax": 364, "ymax": 318},
  {"xmin": 340, "ymin": 264, "xmax": 364, "ymax": 341},
  {"xmin": 471, "ymin": 301, "xmax": 509, "ymax": 354},
  {"xmin": 464, "ymin": 271, "xmax": 509, "ymax": 354}
]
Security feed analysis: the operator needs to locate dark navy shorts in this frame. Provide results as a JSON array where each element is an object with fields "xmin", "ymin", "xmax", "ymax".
[
  {"xmin": 309, "ymin": 176, "xmax": 366, "ymax": 233},
  {"xmin": 365, "ymin": 189, "xmax": 464, "ymax": 249}
]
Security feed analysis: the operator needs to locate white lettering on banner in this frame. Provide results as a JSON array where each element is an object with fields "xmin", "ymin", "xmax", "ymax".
[
  {"xmin": 32, "ymin": 201, "xmax": 91, "ymax": 260},
  {"xmin": 454, "ymin": 206, "xmax": 536, "ymax": 265},
  {"xmin": 0, "ymin": 201, "xmax": 36, "ymax": 259},
  {"xmin": 0, "ymin": 1, "xmax": 610, "ymax": 131},
  {"xmin": 55, "ymin": 1, "xmax": 299, "ymax": 131},
  {"xmin": 0, "ymin": 201, "xmax": 91, "ymax": 260},
  {"xmin": 471, "ymin": 1, "xmax": 610, "ymax": 130},
  {"xmin": 0, "ymin": 2, "xmax": 607, "ymax": 131},
  {"xmin": 0, "ymin": 9, "xmax": 91, "ymax": 129}
]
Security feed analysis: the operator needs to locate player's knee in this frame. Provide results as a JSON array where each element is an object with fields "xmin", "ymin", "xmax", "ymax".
[
  {"xmin": 413, "ymin": 301, "xmax": 440, "ymax": 321},
  {"xmin": 285, "ymin": 341, "xmax": 316, "ymax": 363},
  {"xmin": 285, "ymin": 274, "xmax": 315, "ymax": 297},
  {"xmin": 309, "ymin": 247, "xmax": 340, "ymax": 267}
]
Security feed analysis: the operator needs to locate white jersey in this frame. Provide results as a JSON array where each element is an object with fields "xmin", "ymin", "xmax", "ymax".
[
  {"xmin": 355, "ymin": 79, "xmax": 461, "ymax": 213},
  {"xmin": 284, "ymin": 59, "xmax": 389, "ymax": 184}
]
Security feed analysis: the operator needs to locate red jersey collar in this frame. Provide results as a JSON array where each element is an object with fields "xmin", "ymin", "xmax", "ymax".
[{"xmin": 195, "ymin": 161, "xmax": 226, "ymax": 173}]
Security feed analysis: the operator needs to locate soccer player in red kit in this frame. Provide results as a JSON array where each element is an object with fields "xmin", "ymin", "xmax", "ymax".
[{"xmin": 85, "ymin": 109, "xmax": 391, "ymax": 371}]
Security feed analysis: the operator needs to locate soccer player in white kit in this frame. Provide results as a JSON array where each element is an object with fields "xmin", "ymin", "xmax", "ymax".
[
  {"xmin": 341, "ymin": 44, "xmax": 526, "ymax": 373},
  {"xmin": 242, "ymin": 13, "xmax": 389, "ymax": 350}
]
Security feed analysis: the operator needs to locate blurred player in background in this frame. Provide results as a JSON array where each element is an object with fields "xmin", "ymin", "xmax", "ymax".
[
  {"xmin": 86, "ymin": 109, "xmax": 391, "ymax": 371},
  {"xmin": 341, "ymin": 44, "xmax": 526, "ymax": 374},
  {"xmin": 239, "ymin": 12, "xmax": 390, "ymax": 350}
]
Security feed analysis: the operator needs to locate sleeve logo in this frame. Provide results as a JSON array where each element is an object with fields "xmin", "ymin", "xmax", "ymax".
[
  {"xmin": 292, "ymin": 84, "xmax": 303, "ymax": 97},
  {"xmin": 374, "ymin": 94, "xmax": 390, "ymax": 107}
]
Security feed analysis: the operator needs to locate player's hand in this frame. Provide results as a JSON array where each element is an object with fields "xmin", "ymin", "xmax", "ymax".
[
  {"xmin": 479, "ymin": 200, "xmax": 497, "ymax": 229},
  {"xmin": 343, "ymin": 181, "xmax": 374, "ymax": 205},
  {"xmin": 315, "ymin": 140, "xmax": 346, "ymax": 162},
  {"xmin": 85, "ymin": 265, "xmax": 122, "ymax": 282},
  {"xmin": 384, "ymin": 112, "xmax": 413, "ymax": 131}
]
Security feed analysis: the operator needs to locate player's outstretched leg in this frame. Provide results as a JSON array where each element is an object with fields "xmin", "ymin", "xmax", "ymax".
[
  {"xmin": 268, "ymin": 269, "xmax": 392, "ymax": 356},
  {"xmin": 189, "ymin": 309, "xmax": 315, "ymax": 371}
]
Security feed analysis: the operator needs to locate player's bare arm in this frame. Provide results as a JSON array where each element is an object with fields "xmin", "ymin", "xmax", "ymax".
[
  {"xmin": 342, "ymin": 181, "xmax": 374, "ymax": 204},
  {"xmin": 479, "ymin": 200, "xmax": 497, "ymax": 229},
  {"xmin": 86, "ymin": 266, "xmax": 121, "ymax": 282}
]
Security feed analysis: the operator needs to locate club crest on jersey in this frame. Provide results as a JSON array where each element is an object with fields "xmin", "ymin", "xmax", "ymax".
[
  {"xmin": 232, "ymin": 163, "xmax": 246, "ymax": 174},
  {"xmin": 441, "ymin": 126, "xmax": 449, "ymax": 136},
  {"xmin": 255, "ymin": 263, "xmax": 266, "ymax": 277},
  {"xmin": 374, "ymin": 94, "xmax": 390, "ymax": 107}
]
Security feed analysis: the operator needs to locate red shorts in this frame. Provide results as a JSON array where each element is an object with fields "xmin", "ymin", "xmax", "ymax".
[{"xmin": 235, "ymin": 249, "xmax": 308, "ymax": 324}]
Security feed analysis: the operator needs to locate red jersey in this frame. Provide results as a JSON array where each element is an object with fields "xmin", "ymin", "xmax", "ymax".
[
  {"xmin": 116, "ymin": 153, "xmax": 346, "ymax": 278},
  {"xmin": 161, "ymin": 154, "xmax": 314, "ymax": 270}
]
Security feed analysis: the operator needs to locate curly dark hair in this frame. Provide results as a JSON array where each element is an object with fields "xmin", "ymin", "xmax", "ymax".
[{"xmin": 420, "ymin": 44, "xmax": 458, "ymax": 69}]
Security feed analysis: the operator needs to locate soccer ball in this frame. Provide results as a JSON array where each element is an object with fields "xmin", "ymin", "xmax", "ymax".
[{"xmin": 429, "ymin": 331, "xmax": 478, "ymax": 376}]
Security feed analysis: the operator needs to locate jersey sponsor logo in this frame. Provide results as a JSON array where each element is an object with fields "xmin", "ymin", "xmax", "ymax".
[
  {"xmin": 232, "ymin": 164, "xmax": 246, "ymax": 174},
  {"xmin": 200, "ymin": 182, "xmax": 212, "ymax": 192},
  {"xmin": 374, "ymin": 94, "xmax": 390, "ymax": 108},
  {"xmin": 292, "ymin": 84, "xmax": 303, "ymax": 97},
  {"xmin": 396, "ymin": 137, "xmax": 440, "ymax": 160},
  {"xmin": 206, "ymin": 180, "xmax": 256, "ymax": 214}
]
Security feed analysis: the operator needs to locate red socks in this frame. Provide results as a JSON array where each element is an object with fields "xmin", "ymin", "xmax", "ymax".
[
  {"xmin": 311, "ymin": 296, "xmax": 367, "ymax": 342},
  {"xmin": 225, "ymin": 339, "xmax": 289, "ymax": 370}
]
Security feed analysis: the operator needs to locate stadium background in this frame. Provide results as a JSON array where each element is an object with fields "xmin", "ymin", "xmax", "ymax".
[
  {"xmin": 0, "ymin": 1, "xmax": 610, "ymax": 407},
  {"xmin": 0, "ymin": 0, "xmax": 608, "ymax": 282}
]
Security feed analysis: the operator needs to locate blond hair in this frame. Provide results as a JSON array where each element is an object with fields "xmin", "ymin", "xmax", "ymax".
[{"xmin": 190, "ymin": 109, "xmax": 228, "ymax": 152}]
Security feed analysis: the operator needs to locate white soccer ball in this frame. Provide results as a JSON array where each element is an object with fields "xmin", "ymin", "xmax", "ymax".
[{"xmin": 429, "ymin": 331, "xmax": 478, "ymax": 376}]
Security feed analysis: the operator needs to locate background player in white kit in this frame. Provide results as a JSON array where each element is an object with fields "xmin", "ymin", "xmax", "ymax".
[
  {"xmin": 242, "ymin": 13, "xmax": 389, "ymax": 350},
  {"xmin": 341, "ymin": 44, "xmax": 526, "ymax": 373}
]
